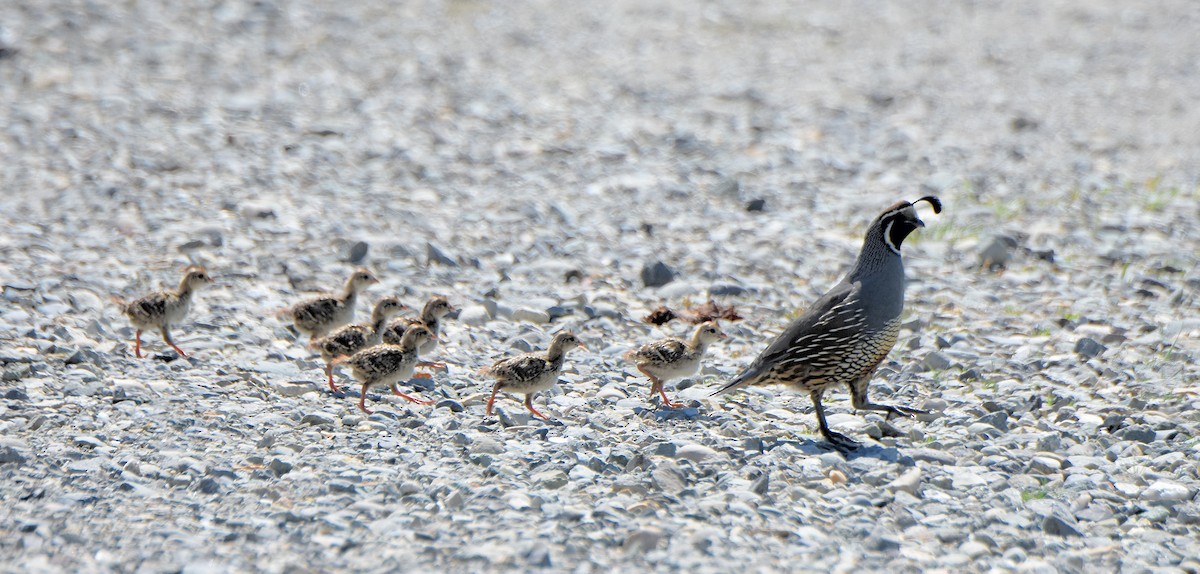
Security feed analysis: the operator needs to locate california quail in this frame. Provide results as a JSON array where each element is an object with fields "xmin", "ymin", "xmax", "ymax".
[
  {"xmin": 626, "ymin": 321, "xmax": 726, "ymax": 408},
  {"xmin": 380, "ymin": 295, "xmax": 454, "ymax": 372},
  {"xmin": 336, "ymin": 325, "xmax": 436, "ymax": 413},
  {"xmin": 482, "ymin": 331, "xmax": 586, "ymax": 421},
  {"xmin": 311, "ymin": 296, "xmax": 410, "ymax": 393},
  {"xmin": 278, "ymin": 268, "xmax": 378, "ymax": 340},
  {"xmin": 117, "ymin": 266, "xmax": 215, "ymax": 358},
  {"xmin": 711, "ymin": 197, "xmax": 942, "ymax": 450}
]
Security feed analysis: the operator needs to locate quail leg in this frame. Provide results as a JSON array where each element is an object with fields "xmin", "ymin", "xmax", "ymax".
[
  {"xmin": 486, "ymin": 383, "xmax": 502, "ymax": 416},
  {"xmin": 359, "ymin": 383, "xmax": 373, "ymax": 414},
  {"xmin": 524, "ymin": 394, "xmax": 550, "ymax": 421},
  {"xmin": 849, "ymin": 380, "xmax": 926, "ymax": 419},
  {"xmin": 325, "ymin": 363, "xmax": 340, "ymax": 393},
  {"xmin": 160, "ymin": 327, "xmax": 189, "ymax": 357},
  {"xmin": 134, "ymin": 329, "xmax": 143, "ymax": 358},
  {"xmin": 391, "ymin": 383, "xmax": 433, "ymax": 405},
  {"xmin": 811, "ymin": 390, "xmax": 859, "ymax": 451}
]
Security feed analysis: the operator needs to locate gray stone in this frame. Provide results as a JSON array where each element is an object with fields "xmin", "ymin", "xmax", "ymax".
[
  {"xmin": 348, "ymin": 241, "xmax": 369, "ymax": 263},
  {"xmin": 1073, "ymin": 337, "xmax": 1106, "ymax": 358},
  {"xmin": 923, "ymin": 351, "xmax": 953, "ymax": 371},
  {"xmin": 435, "ymin": 399, "xmax": 464, "ymax": 413},
  {"xmin": 651, "ymin": 461, "xmax": 686, "ymax": 494},
  {"xmin": 1041, "ymin": 513, "xmax": 1082, "ymax": 537},
  {"xmin": 0, "ymin": 446, "xmax": 27, "ymax": 465},
  {"xmin": 623, "ymin": 528, "xmax": 666, "ymax": 553},
  {"xmin": 426, "ymin": 242, "xmax": 458, "ymax": 267},
  {"xmin": 641, "ymin": 261, "xmax": 676, "ymax": 288},
  {"xmin": 300, "ymin": 413, "xmax": 336, "ymax": 427},
  {"xmin": 267, "ymin": 459, "xmax": 293, "ymax": 477},
  {"xmin": 533, "ymin": 469, "xmax": 570, "ymax": 489},
  {"xmin": 979, "ymin": 411, "xmax": 1009, "ymax": 432}
]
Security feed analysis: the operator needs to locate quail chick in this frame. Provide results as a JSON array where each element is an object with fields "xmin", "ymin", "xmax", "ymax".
[
  {"xmin": 311, "ymin": 296, "xmax": 409, "ymax": 393},
  {"xmin": 336, "ymin": 325, "xmax": 436, "ymax": 413},
  {"xmin": 627, "ymin": 321, "xmax": 725, "ymax": 408},
  {"xmin": 711, "ymin": 197, "xmax": 942, "ymax": 450},
  {"xmin": 118, "ymin": 266, "xmax": 214, "ymax": 358},
  {"xmin": 279, "ymin": 268, "xmax": 378, "ymax": 340},
  {"xmin": 482, "ymin": 331, "xmax": 586, "ymax": 421},
  {"xmin": 380, "ymin": 295, "xmax": 454, "ymax": 373}
]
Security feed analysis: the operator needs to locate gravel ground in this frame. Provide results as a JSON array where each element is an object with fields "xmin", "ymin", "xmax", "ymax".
[{"xmin": 2, "ymin": 1, "xmax": 1200, "ymax": 572}]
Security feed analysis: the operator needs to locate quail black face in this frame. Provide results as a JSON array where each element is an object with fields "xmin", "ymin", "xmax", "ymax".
[{"xmin": 880, "ymin": 196, "xmax": 941, "ymax": 254}]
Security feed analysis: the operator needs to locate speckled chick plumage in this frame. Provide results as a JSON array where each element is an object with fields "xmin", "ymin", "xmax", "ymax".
[
  {"xmin": 711, "ymin": 197, "xmax": 941, "ymax": 450},
  {"xmin": 120, "ymin": 266, "xmax": 214, "ymax": 358},
  {"xmin": 313, "ymin": 296, "xmax": 409, "ymax": 392},
  {"xmin": 338, "ymin": 325, "xmax": 435, "ymax": 413},
  {"xmin": 484, "ymin": 331, "xmax": 585, "ymax": 421},
  {"xmin": 380, "ymin": 295, "xmax": 453, "ymax": 354},
  {"xmin": 628, "ymin": 321, "xmax": 725, "ymax": 408},
  {"xmin": 281, "ymin": 268, "xmax": 378, "ymax": 339}
]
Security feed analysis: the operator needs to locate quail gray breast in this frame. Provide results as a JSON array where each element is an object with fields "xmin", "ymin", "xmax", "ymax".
[{"xmin": 711, "ymin": 197, "xmax": 941, "ymax": 450}]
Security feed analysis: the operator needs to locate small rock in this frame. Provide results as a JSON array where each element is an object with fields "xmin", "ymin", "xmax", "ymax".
[
  {"xmin": 923, "ymin": 351, "xmax": 953, "ymax": 371},
  {"xmin": 1073, "ymin": 337, "xmax": 1106, "ymax": 358},
  {"xmin": 979, "ymin": 235, "xmax": 1018, "ymax": 271},
  {"xmin": 651, "ymin": 461, "xmax": 686, "ymax": 494},
  {"xmin": 426, "ymin": 242, "xmax": 458, "ymax": 267},
  {"xmin": 267, "ymin": 459, "xmax": 293, "ymax": 477},
  {"xmin": 1028, "ymin": 457, "xmax": 1062, "ymax": 474},
  {"xmin": 435, "ymin": 399, "xmax": 464, "ymax": 413},
  {"xmin": 1141, "ymin": 480, "xmax": 1194, "ymax": 502},
  {"xmin": 623, "ymin": 528, "xmax": 666, "ymax": 553},
  {"xmin": 887, "ymin": 467, "xmax": 922, "ymax": 496},
  {"xmin": 1118, "ymin": 426, "xmax": 1156, "ymax": 443},
  {"xmin": 0, "ymin": 446, "xmax": 28, "ymax": 465},
  {"xmin": 1042, "ymin": 513, "xmax": 1082, "ymax": 537},
  {"xmin": 196, "ymin": 478, "xmax": 221, "ymax": 494},
  {"xmin": 675, "ymin": 444, "xmax": 717, "ymax": 463},
  {"xmin": 457, "ymin": 305, "xmax": 492, "ymax": 326},
  {"xmin": 533, "ymin": 469, "xmax": 570, "ymax": 489},
  {"xmin": 348, "ymin": 241, "xmax": 369, "ymax": 264},
  {"xmin": 978, "ymin": 411, "xmax": 1009, "ymax": 432},
  {"xmin": 471, "ymin": 437, "xmax": 505, "ymax": 455},
  {"xmin": 512, "ymin": 308, "xmax": 551, "ymax": 323},
  {"xmin": 641, "ymin": 261, "xmax": 676, "ymax": 288},
  {"xmin": 300, "ymin": 413, "xmax": 335, "ymax": 427},
  {"xmin": 745, "ymin": 198, "xmax": 766, "ymax": 212}
]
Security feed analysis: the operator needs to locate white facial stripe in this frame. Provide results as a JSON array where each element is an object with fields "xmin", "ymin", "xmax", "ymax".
[{"xmin": 883, "ymin": 220, "xmax": 901, "ymax": 254}]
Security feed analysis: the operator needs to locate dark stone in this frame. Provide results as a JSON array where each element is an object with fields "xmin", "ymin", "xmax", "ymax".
[
  {"xmin": 1042, "ymin": 513, "xmax": 1082, "ymax": 537},
  {"xmin": 435, "ymin": 399, "xmax": 464, "ymax": 413},
  {"xmin": 0, "ymin": 446, "xmax": 27, "ymax": 464},
  {"xmin": 640, "ymin": 261, "xmax": 676, "ymax": 288},
  {"xmin": 708, "ymin": 283, "xmax": 747, "ymax": 296},
  {"xmin": 745, "ymin": 198, "xmax": 766, "ymax": 212},
  {"xmin": 348, "ymin": 241, "xmax": 369, "ymax": 264},
  {"xmin": 751, "ymin": 474, "xmax": 769, "ymax": 496},
  {"xmin": 5, "ymin": 388, "xmax": 28, "ymax": 400},
  {"xmin": 267, "ymin": 459, "xmax": 293, "ymax": 477},
  {"xmin": 979, "ymin": 411, "xmax": 1009, "ymax": 432},
  {"xmin": 426, "ymin": 242, "xmax": 458, "ymax": 267},
  {"xmin": 1074, "ymin": 337, "xmax": 1106, "ymax": 358},
  {"xmin": 959, "ymin": 369, "xmax": 981, "ymax": 382},
  {"xmin": 1117, "ymin": 426, "xmax": 1156, "ymax": 444},
  {"xmin": 196, "ymin": 478, "xmax": 221, "ymax": 494}
]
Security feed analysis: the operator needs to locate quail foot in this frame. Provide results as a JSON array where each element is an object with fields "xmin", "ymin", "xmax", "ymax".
[
  {"xmin": 627, "ymin": 320, "xmax": 725, "ymax": 408},
  {"xmin": 117, "ymin": 266, "xmax": 215, "ymax": 358},
  {"xmin": 312, "ymin": 296, "xmax": 409, "ymax": 393},
  {"xmin": 711, "ymin": 197, "xmax": 941, "ymax": 451},
  {"xmin": 483, "ymin": 331, "xmax": 586, "ymax": 421},
  {"xmin": 381, "ymin": 295, "xmax": 454, "ymax": 375},
  {"xmin": 278, "ymin": 268, "xmax": 378, "ymax": 340},
  {"xmin": 335, "ymin": 325, "xmax": 436, "ymax": 414}
]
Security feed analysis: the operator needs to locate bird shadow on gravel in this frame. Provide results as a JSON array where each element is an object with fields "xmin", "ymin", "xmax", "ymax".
[{"xmin": 754, "ymin": 437, "xmax": 909, "ymax": 463}]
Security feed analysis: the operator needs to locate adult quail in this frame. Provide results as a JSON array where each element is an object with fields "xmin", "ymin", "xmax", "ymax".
[
  {"xmin": 117, "ymin": 266, "xmax": 215, "ymax": 358},
  {"xmin": 711, "ymin": 197, "xmax": 941, "ymax": 450}
]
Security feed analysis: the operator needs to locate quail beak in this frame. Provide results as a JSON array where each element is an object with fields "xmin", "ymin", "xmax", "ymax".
[
  {"xmin": 577, "ymin": 342, "xmax": 589, "ymax": 351},
  {"xmin": 719, "ymin": 332, "xmax": 728, "ymax": 339}
]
